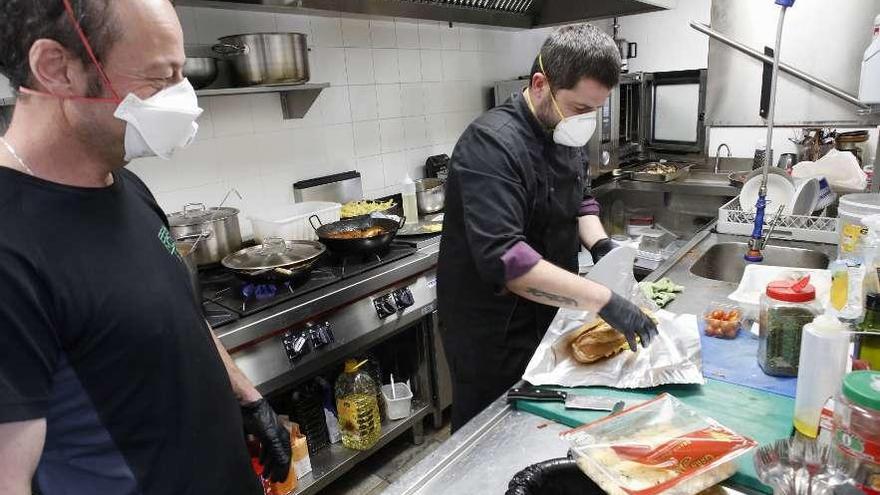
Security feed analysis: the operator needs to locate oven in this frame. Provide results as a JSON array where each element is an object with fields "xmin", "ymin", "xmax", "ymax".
[{"xmin": 588, "ymin": 72, "xmax": 645, "ymax": 176}]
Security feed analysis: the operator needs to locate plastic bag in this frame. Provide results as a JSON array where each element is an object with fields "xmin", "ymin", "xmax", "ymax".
[
  {"xmin": 561, "ymin": 394, "xmax": 757, "ymax": 495},
  {"xmin": 791, "ymin": 149, "xmax": 867, "ymax": 192},
  {"xmin": 521, "ymin": 246, "xmax": 704, "ymax": 388}
]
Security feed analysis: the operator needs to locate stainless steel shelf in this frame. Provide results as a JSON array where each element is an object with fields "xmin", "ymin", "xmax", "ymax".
[
  {"xmin": 197, "ymin": 82, "xmax": 329, "ymax": 119},
  {"xmin": 293, "ymin": 401, "xmax": 431, "ymax": 495},
  {"xmin": 195, "ymin": 82, "xmax": 329, "ymax": 98},
  {"xmin": 0, "ymin": 84, "xmax": 331, "ymax": 118}
]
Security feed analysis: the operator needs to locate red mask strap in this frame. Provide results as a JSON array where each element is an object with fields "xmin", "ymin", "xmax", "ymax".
[
  {"xmin": 18, "ymin": 86, "xmax": 120, "ymax": 103},
  {"xmin": 60, "ymin": 0, "xmax": 121, "ymax": 102}
]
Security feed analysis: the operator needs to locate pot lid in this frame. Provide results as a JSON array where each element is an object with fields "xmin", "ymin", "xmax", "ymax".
[
  {"xmin": 222, "ymin": 238, "xmax": 326, "ymax": 271},
  {"xmin": 167, "ymin": 203, "xmax": 239, "ymax": 227},
  {"xmin": 842, "ymin": 371, "xmax": 880, "ymax": 411}
]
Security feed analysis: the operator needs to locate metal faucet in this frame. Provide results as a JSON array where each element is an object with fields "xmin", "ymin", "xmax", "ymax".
[
  {"xmin": 746, "ymin": 0, "xmax": 794, "ymax": 262},
  {"xmin": 714, "ymin": 144, "xmax": 731, "ymax": 173}
]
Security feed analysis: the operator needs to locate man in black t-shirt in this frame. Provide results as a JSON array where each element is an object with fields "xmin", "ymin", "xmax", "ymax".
[{"xmin": 0, "ymin": 1, "xmax": 289, "ymax": 494}]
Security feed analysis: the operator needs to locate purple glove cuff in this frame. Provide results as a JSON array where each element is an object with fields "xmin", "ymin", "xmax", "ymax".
[
  {"xmin": 578, "ymin": 197, "xmax": 601, "ymax": 217},
  {"xmin": 500, "ymin": 241, "xmax": 543, "ymax": 281}
]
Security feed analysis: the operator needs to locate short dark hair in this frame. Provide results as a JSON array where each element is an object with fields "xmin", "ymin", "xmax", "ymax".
[
  {"xmin": 0, "ymin": 0, "xmax": 118, "ymax": 92},
  {"xmin": 531, "ymin": 24, "xmax": 621, "ymax": 91}
]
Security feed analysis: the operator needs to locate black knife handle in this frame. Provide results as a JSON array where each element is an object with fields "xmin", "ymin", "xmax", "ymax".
[{"xmin": 506, "ymin": 387, "xmax": 566, "ymax": 403}]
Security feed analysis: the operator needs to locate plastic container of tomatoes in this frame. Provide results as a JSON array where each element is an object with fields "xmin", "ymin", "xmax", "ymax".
[{"xmin": 703, "ymin": 303, "xmax": 742, "ymax": 339}]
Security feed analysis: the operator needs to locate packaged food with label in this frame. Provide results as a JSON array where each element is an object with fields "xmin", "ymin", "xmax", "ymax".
[
  {"xmin": 833, "ymin": 371, "xmax": 880, "ymax": 495},
  {"xmin": 561, "ymin": 393, "xmax": 757, "ymax": 495}
]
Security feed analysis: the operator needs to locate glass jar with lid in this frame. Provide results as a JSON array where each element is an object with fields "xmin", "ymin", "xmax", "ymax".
[
  {"xmin": 832, "ymin": 371, "xmax": 880, "ymax": 494},
  {"xmin": 836, "ymin": 130, "xmax": 870, "ymax": 167},
  {"xmin": 758, "ymin": 276, "xmax": 822, "ymax": 376}
]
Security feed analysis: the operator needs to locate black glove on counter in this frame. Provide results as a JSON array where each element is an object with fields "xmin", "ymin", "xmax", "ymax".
[
  {"xmin": 241, "ymin": 398, "xmax": 291, "ymax": 482},
  {"xmin": 598, "ymin": 292, "xmax": 659, "ymax": 352},
  {"xmin": 589, "ymin": 238, "xmax": 616, "ymax": 263}
]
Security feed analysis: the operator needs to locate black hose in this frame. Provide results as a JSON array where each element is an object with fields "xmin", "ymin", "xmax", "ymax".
[{"xmin": 505, "ymin": 458, "xmax": 604, "ymax": 495}]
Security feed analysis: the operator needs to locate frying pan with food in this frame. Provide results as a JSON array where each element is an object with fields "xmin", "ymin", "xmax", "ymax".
[{"xmin": 309, "ymin": 214, "xmax": 405, "ymax": 255}]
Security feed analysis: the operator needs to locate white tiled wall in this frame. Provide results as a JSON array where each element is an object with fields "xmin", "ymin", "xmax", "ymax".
[{"xmin": 129, "ymin": 7, "xmax": 552, "ymax": 237}]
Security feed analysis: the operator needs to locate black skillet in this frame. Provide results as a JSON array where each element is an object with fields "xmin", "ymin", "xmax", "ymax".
[{"xmin": 309, "ymin": 214, "xmax": 405, "ymax": 256}]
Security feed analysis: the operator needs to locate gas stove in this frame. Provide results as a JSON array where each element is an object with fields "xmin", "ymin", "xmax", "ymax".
[{"xmin": 200, "ymin": 242, "xmax": 419, "ymax": 324}]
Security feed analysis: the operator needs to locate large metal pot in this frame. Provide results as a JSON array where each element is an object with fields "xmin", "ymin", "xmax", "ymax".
[
  {"xmin": 175, "ymin": 240, "xmax": 202, "ymax": 306},
  {"xmin": 415, "ymin": 178, "xmax": 445, "ymax": 214},
  {"xmin": 213, "ymin": 33, "xmax": 309, "ymax": 86},
  {"xmin": 168, "ymin": 203, "xmax": 242, "ymax": 266}
]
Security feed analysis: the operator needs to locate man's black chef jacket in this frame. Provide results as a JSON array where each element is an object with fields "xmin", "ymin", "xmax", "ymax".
[{"xmin": 437, "ymin": 90, "xmax": 600, "ymax": 429}]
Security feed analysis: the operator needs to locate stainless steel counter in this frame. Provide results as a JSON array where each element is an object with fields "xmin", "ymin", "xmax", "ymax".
[
  {"xmin": 387, "ymin": 224, "xmax": 841, "ymax": 495},
  {"xmin": 591, "ymin": 171, "xmax": 741, "ymax": 198},
  {"xmin": 384, "ymin": 397, "xmax": 574, "ymax": 495},
  {"xmin": 385, "ymin": 395, "xmax": 757, "ymax": 495}
]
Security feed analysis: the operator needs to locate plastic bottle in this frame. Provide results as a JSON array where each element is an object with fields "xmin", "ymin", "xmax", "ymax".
[
  {"xmin": 401, "ymin": 174, "xmax": 418, "ymax": 225},
  {"xmin": 859, "ymin": 293, "xmax": 880, "ymax": 371},
  {"xmin": 334, "ymin": 359, "xmax": 381, "ymax": 451},
  {"xmin": 793, "ymin": 315, "xmax": 851, "ymax": 438}
]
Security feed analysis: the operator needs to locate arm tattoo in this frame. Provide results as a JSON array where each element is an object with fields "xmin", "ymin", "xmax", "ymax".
[{"xmin": 524, "ymin": 287, "xmax": 579, "ymax": 307}]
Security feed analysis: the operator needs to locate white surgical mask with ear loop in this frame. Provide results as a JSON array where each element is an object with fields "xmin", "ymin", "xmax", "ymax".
[
  {"xmin": 113, "ymin": 78, "xmax": 203, "ymax": 161},
  {"xmin": 538, "ymin": 53, "xmax": 598, "ymax": 148}
]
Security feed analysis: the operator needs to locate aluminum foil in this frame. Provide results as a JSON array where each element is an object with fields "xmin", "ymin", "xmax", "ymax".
[{"xmin": 522, "ymin": 246, "xmax": 705, "ymax": 388}]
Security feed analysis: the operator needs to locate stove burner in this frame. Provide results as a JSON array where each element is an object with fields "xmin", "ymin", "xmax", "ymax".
[
  {"xmin": 200, "ymin": 242, "xmax": 418, "ymax": 322},
  {"xmin": 241, "ymin": 283, "xmax": 291, "ymax": 301}
]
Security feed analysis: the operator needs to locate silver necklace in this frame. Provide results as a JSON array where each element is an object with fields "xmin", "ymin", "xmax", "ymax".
[{"xmin": 0, "ymin": 136, "xmax": 35, "ymax": 176}]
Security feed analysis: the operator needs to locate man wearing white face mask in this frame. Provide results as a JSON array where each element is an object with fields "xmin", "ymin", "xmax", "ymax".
[
  {"xmin": 0, "ymin": 1, "xmax": 288, "ymax": 494},
  {"xmin": 437, "ymin": 24, "xmax": 659, "ymax": 430}
]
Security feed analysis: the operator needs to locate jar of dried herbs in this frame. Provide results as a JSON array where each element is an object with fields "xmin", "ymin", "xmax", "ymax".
[{"xmin": 758, "ymin": 276, "xmax": 821, "ymax": 377}]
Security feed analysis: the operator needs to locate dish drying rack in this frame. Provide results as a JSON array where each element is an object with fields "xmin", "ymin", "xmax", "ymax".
[{"xmin": 717, "ymin": 196, "xmax": 837, "ymax": 244}]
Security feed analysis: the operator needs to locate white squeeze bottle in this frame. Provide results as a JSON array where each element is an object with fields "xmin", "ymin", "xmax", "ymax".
[
  {"xmin": 402, "ymin": 174, "xmax": 418, "ymax": 225},
  {"xmin": 793, "ymin": 314, "xmax": 851, "ymax": 438}
]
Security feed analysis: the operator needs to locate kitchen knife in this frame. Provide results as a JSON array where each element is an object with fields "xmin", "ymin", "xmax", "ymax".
[{"xmin": 506, "ymin": 387, "xmax": 626, "ymax": 412}]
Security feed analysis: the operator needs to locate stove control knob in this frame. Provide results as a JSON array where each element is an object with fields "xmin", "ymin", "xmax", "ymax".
[
  {"xmin": 374, "ymin": 294, "xmax": 398, "ymax": 319},
  {"xmin": 393, "ymin": 288, "xmax": 415, "ymax": 309},
  {"xmin": 282, "ymin": 330, "xmax": 310, "ymax": 363}
]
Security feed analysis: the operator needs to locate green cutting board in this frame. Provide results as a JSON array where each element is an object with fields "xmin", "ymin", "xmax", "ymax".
[{"xmin": 514, "ymin": 379, "xmax": 794, "ymax": 494}]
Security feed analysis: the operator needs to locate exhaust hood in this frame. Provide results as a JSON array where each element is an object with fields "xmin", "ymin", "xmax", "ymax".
[{"xmin": 176, "ymin": 0, "xmax": 674, "ymax": 29}]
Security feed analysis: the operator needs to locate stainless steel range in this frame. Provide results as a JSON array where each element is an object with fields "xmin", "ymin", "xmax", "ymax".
[{"xmin": 202, "ymin": 234, "xmax": 446, "ymax": 495}]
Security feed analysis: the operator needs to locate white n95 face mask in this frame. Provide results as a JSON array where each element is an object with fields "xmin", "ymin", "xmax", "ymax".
[
  {"xmin": 553, "ymin": 112, "xmax": 597, "ymax": 148},
  {"xmin": 113, "ymin": 79, "xmax": 203, "ymax": 161}
]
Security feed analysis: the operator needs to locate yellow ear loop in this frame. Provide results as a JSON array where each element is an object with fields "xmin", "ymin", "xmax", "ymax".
[{"xmin": 538, "ymin": 53, "xmax": 567, "ymax": 121}]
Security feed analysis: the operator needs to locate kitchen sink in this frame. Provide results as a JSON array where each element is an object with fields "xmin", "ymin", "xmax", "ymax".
[{"xmin": 689, "ymin": 242, "xmax": 830, "ymax": 283}]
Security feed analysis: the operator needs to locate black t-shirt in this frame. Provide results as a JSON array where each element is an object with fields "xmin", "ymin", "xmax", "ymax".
[{"xmin": 0, "ymin": 167, "xmax": 261, "ymax": 495}]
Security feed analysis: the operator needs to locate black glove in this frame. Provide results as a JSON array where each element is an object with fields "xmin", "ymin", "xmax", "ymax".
[
  {"xmin": 589, "ymin": 238, "xmax": 616, "ymax": 263},
  {"xmin": 598, "ymin": 292, "xmax": 658, "ymax": 352},
  {"xmin": 241, "ymin": 398, "xmax": 291, "ymax": 482}
]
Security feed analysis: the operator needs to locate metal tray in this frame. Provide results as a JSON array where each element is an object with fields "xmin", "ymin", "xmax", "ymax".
[{"xmin": 630, "ymin": 162, "xmax": 692, "ymax": 183}]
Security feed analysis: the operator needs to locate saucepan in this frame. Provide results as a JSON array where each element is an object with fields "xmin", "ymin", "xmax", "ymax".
[
  {"xmin": 415, "ymin": 178, "xmax": 445, "ymax": 214},
  {"xmin": 309, "ymin": 215, "xmax": 405, "ymax": 256},
  {"xmin": 168, "ymin": 202, "xmax": 243, "ymax": 266},
  {"xmin": 221, "ymin": 237, "xmax": 326, "ymax": 283},
  {"xmin": 213, "ymin": 32, "xmax": 309, "ymax": 86}
]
